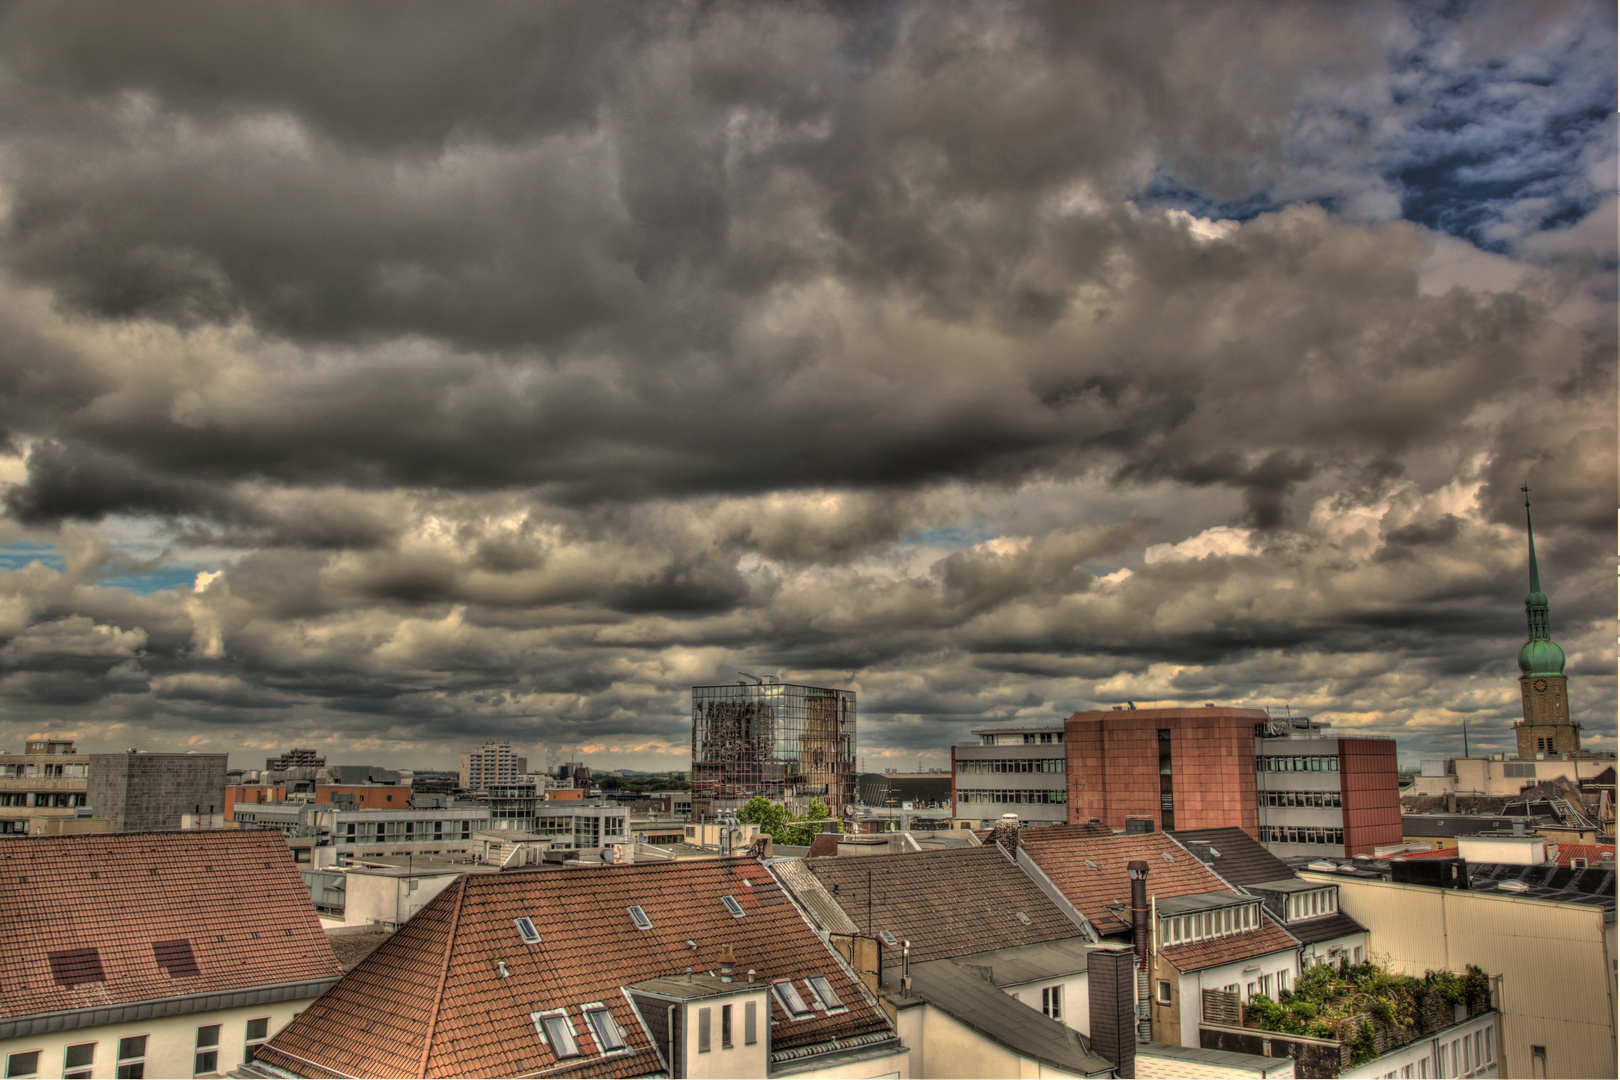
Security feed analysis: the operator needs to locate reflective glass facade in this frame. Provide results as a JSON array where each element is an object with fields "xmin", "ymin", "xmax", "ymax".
[{"xmin": 691, "ymin": 683, "xmax": 856, "ymax": 812}]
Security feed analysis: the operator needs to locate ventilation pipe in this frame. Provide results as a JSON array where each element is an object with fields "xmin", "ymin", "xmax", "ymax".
[
  {"xmin": 901, "ymin": 939, "xmax": 911, "ymax": 992},
  {"xmin": 719, "ymin": 943, "xmax": 735, "ymax": 983},
  {"xmin": 1127, "ymin": 859, "xmax": 1152, "ymax": 1043}
]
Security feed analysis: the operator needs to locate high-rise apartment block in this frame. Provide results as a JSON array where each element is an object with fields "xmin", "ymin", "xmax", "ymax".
[
  {"xmin": 265, "ymin": 748, "xmax": 326, "ymax": 771},
  {"xmin": 459, "ymin": 741, "xmax": 526, "ymax": 792},
  {"xmin": 691, "ymin": 679, "xmax": 855, "ymax": 812}
]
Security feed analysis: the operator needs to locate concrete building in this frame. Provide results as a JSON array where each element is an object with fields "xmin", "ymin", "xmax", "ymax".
[
  {"xmin": 1300, "ymin": 863, "xmax": 1617, "ymax": 1079},
  {"xmin": 233, "ymin": 801, "xmax": 493, "ymax": 866},
  {"xmin": 87, "ymin": 750, "xmax": 228, "ymax": 833},
  {"xmin": 458, "ymin": 740, "xmax": 526, "ymax": 791},
  {"xmin": 950, "ymin": 724, "xmax": 1068, "ymax": 826},
  {"xmin": 0, "ymin": 739, "xmax": 91, "ymax": 835},
  {"xmin": 264, "ymin": 748, "xmax": 325, "ymax": 770},
  {"xmin": 0, "ymin": 831, "xmax": 340, "ymax": 1080},
  {"xmin": 1255, "ymin": 722, "xmax": 1401, "ymax": 858},
  {"xmin": 1408, "ymin": 752, "xmax": 1617, "ymax": 799}
]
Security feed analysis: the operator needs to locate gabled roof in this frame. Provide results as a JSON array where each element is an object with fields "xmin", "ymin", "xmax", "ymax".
[
  {"xmin": 784, "ymin": 846, "xmax": 1082, "ymax": 962},
  {"xmin": 972, "ymin": 821, "xmax": 1113, "ymax": 845},
  {"xmin": 1286, "ymin": 911, "xmax": 1368, "ymax": 946},
  {"xmin": 0, "ymin": 831, "xmax": 339, "ymax": 1020},
  {"xmin": 1169, "ymin": 828, "xmax": 1294, "ymax": 886},
  {"xmin": 255, "ymin": 857, "xmax": 893, "ymax": 1079},
  {"xmin": 1553, "ymin": 843, "xmax": 1617, "ymax": 867},
  {"xmin": 1019, "ymin": 831, "xmax": 1232, "ymax": 935},
  {"xmin": 888, "ymin": 960, "xmax": 1114, "ymax": 1077},
  {"xmin": 1158, "ymin": 913, "xmax": 1298, "ymax": 973}
]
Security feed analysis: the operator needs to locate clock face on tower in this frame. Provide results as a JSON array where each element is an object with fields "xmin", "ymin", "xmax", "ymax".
[{"xmin": 1533, "ymin": 678, "xmax": 1548, "ymax": 692}]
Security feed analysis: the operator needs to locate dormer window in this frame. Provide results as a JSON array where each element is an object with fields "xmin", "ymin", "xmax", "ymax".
[{"xmin": 1160, "ymin": 902, "xmax": 1258, "ymax": 946}]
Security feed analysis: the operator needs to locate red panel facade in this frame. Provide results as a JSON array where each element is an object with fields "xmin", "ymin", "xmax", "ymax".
[
  {"xmin": 1065, "ymin": 708, "xmax": 1264, "ymax": 838},
  {"xmin": 1339, "ymin": 737, "xmax": 1402, "ymax": 856}
]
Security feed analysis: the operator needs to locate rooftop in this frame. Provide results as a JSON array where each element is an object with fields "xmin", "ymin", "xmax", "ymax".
[
  {"xmin": 0, "ymin": 831, "xmax": 340, "ymax": 1020},
  {"xmin": 1158, "ymin": 913, "xmax": 1298, "ymax": 973},
  {"xmin": 785, "ymin": 845, "xmax": 1083, "ymax": 962},
  {"xmin": 255, "ymin": 857, "xmax": 894, "ymax": 1079},
  {"xmin": 947, "ymin": 936, "xmax": 1096, "ymax": 986},
  {"xmin": 1018, "ymin": 830, "xmax": 1232, "ymax": 935},
  {"xmin": 1169, "ymin": 827, "xmax": 1295, "ymax": 886}
]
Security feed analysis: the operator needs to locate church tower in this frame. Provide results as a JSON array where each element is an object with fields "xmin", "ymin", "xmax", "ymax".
[{"xmin": 1512, "ymin": 486, "xmax": 1580, "ymax": 758}]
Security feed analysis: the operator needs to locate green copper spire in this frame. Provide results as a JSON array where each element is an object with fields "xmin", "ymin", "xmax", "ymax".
[{"xmin": 1517, "ymin": 484, "xmax": 1565, "ymax": 677}]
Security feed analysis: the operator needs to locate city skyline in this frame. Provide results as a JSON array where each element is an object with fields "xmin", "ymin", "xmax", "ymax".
[{"xmin": 0, "ymin": 2, "xmax": 1611, "ymax": 771}]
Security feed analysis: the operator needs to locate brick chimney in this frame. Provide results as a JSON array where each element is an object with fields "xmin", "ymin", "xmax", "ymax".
[{"xmin": 993, "ymin": 813, "xmax": 1020, "ymax": 853}]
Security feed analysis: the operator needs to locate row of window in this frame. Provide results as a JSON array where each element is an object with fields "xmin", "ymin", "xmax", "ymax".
[
  {"xmin": 4, "ymin": 1020, "xmax": 269, "ymax": 1080},
  {"xmin": 1159, "ymin": 902, "xmax": 1261, "ymax": 947},
  {"xmin": 978, "ymin": 732, "xmax": 1065, "ymax": 745},
  {"xmin": 1258, "ymin": 790, "xmax": 1343, "ymax": 808},
  {"xmin": 533, "ymin": 1003, "xmax": 629, "ymax": 1060},
  {"xmin": 1257, "ymin": 755, "xmax": 1340, "ymax": 772},
  {"xmin": 341, "ymin": 821, "xmax": 475, "ymax": 843},
  {"xmin": 955, "ymin": 789, "xmax": 1068, "ymax": 805},
  {"xmin": 696, "ymin": 1000, "xmax": 758, "ymax": 1052},
  {"xmin": 0, "ymin": 763, "xmax": 89, "ymax": 778},
  {"xmin": 774, "ymin": 975, "xmax": 845, "ymax": 1018},
  {"xmin": 0, "ymin": 792, "xmax": 88, "ymax": 807},
  {"xmin": 956, "ymin": 758, "xmax": 1065, "ymax": 774},
  {"xmin": 1382, "ymin": 1023, "xmax": 1494, "ymax": 1079},
  {"xmin": 1259, "ymin": 825, "xmax": 1346, "ymax": 846},
  {"xmin": 1285, "ymin": 889, "xmax": 1338, "ymax": 921}
]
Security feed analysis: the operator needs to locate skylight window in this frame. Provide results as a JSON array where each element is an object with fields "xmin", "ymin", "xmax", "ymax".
[
  {"xmin": 877, "ymin": 929, "xmax": 899, "ymax": 947},
  {"xmin": 1083, "ymin": 859, "xmax": 1100, "ymax": 871},
  {"xmin": 627, "ymin": 905, "xmax": 653, "ymax": 930},
  {"xmin": 584, "ymin": 1005, "xmax": 627, "ymax": 1051},
  {"xmin": 772, "ymin": 981, "xmax": 813, "ymax": 1017},
  {"xmin": 807, "ymin": 975, "xmax": 844, "ymax": 1010},
  {"xmin": 1014, "ymin": 911, "xmax": 1031, "ymax": 925},
  {"xmin": 722, "ymin": 896, "xmax": 745, "ymax": 918},
  {"xmin": 533, "ymin": 1011, "xmax": 581, "ymax": 1058},
  {"xmin": 514, "ymin": 917, "xmax": 542, "ymax": 944}
]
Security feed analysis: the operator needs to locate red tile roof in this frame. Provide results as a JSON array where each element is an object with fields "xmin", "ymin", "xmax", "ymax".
[
  {"xmin": 1554, "ymin": 843, "xmax": 1616, "ymax": 867},
  {"xmin": 1019, "ymin": 830, "xmax": 1234, "ymax": 935},
  {"xmin": 1158, "ymin": 914, "xmax": 1299, "ymax": 973},
  {"xmin": 255, "ymin": 857, "xmax": 895, "ymax": 1079},
  {"xmin": 0, "ymin": 831, "xmax": 340, "ymax": 1019},
  {"xmin": 1398, "ymin": 847, "xmax": 1460, "ymax": 859}
]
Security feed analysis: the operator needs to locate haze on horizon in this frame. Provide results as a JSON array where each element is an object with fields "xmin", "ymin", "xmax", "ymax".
[{"xmin": 0, "ymin": 0, "xmax": 1611, "ymax": 774}]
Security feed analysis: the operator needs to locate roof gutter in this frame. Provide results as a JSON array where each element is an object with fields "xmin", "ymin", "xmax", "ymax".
[{"xmin": 0, "ymin": 976, "xmax": 340, "ymax": 1041}]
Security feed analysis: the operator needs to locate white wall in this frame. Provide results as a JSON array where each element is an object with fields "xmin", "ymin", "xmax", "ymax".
[
  {"xmin": 0, "ymin": 997, "xmax": 313, "ymax": 1080},
  {"xmin": 683, "ymin": 988, "xmax": 770, "ymax": 1080},
  {"xmin": 891, "ymin": 1000, "xmax": 1092, "ymax": 1079},
  {"xmin": 1003, "ymin": 973, "xmax": 1089, "ymax": 1039},
  {"xmin": 341, "ymin": 868, "xmax": 463, "ymax": 928},
  {"xmin": 1340, "ymin": 1012, "xmax": 1499, "ymax": 1079},
  {"xmin": 1174, "ymin": 947, "xmax": 1300, "ymax": 1050}
]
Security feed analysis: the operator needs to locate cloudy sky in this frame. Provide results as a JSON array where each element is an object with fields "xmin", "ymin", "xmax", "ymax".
[{"xmin": 0, "ymin": 1, "xmax": 1611, "ymax": 773}]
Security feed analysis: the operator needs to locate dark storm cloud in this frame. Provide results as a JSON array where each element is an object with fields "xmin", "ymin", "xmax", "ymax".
[{"xmin": 0, "ymin": 0, "xmax": 1609, "ymax": 767}]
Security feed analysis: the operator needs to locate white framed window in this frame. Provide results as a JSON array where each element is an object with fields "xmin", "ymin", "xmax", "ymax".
[
  {"xmin": 194, "ymin": 1024, "xmax": 221, "ymax": 1076},
  {"xmin": 584, "ymin": 1004, "xmax": 627, "ymax": 1052},
  {"xmin": 514, "ymin": 917, "xmax": 542, "ymax": 944},
  {"xmin": 807, "ymin": 975, "xmax": 845, "ymax": 1011},
  {"xmin": 116, "ymin": 1036, "xmax": 147, "ymax": 1079},
  {"xmin": 698, "ymin": 1007, "xmax": 711, "ymax": 1053},
  {"xmin": 1041, "ymin": 984, "xmax": 1062, "ymax": 1021},
  {"xmin": 5, "ymin": 1051, "xmax": 39, "ymax": 1079},
  {"xmin": 533, "ymin": 1010, "xmax": 581, "ymax": 1059},
  {"xmin": 63, "ymin": 1044, "xmax": 95, "ymax": 1080},
  {"xmin": 244, "ymin": 1017, "xmax": 270, "ymax": 1063},
  {"xmin": 773, "ymin": 981, "xmax": 813, "ymax": 1018},
  {"xmin": 1156, "ymin": 980, "xmax": 1172, "ymax": 1004}
]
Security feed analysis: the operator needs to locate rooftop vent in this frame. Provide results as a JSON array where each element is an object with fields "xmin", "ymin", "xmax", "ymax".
[
  {"xmin": 514, "ymin": 917, "xmax": 542, "ymax": 944},
  {"xmin": 627, "ymin": 905, "xmax": 654, "ymax": 930},
  {"xmin": 1014, "ymin": 911, "xmax": 1031, "ymax": 925},
  {"xmin": 1083, "ymin": 859, "xmax": 1100, "ymax": 871}
]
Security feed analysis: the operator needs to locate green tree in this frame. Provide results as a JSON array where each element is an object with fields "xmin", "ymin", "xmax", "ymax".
[{"xmin": 737, "ymin": 798, "xmax": 840, "ymax": 845}]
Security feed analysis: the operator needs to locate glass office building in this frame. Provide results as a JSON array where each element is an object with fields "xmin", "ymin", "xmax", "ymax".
[{"xmin": 691, "ymin": 682, "xmax": 856, "ymax": 813}]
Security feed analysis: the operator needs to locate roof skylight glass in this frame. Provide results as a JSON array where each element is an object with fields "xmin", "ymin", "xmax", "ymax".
[
  {"xmin": 773, "ymin": 980, "xmax": 813, "ymax": 1017},
  {"xmin": 807, "ymin": 975, "xmax": 844, "ymax": 1010},
  {"xmin": 534, "ymin": 1011, "xmax": 581, "ymax": 1058},
  {"xmin": 514, "ymin": 917, "xmax": 542, "ymax": 944},
  {"xmin": 627, "ymin": 905, "xmax": 653, "ymax": 930},
  {"xmin": 584, "ymin": 1006, "xmax": 627, "ymax": 1051},
  {"xmin": 722, "ymin": 895, "xmax": 745, "ymax": 918}
]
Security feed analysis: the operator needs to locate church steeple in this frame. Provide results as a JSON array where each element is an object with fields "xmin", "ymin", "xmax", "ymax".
[
  {"xmin": 1517, "ymin": 485, "xmax": 1564, "ymax": 677},
  {"xmin": 1513, "ymin": 483, "xmax": 1577, "ymax": 759}
]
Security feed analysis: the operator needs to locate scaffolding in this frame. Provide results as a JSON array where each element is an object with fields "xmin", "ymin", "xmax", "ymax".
[{"xmin": 691, "ymin": 682, "xmax": 856, "ymax": 813}]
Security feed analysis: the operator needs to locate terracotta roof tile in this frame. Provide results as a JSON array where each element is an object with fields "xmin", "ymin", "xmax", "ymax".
[
  {"xmin": 1019, "ymin": 830, "xmax": 1233, "ymax": 934},
  {"xmin": 256, "ymin": 857, "xmax": 894, "ymax": 1079},
  {"xmin": 0, "ymin": 831, "xmax": 340, "ymax": 1019},
  {"xmin": 1554, "ymin": 843, "xmax": 1616, "ymax": 867},
  {"xmin": 1158, "ymin": 913, "xmax": 1298, "ymax": 973},
  {"xmin": 787, "ymin": 846, "xmax": 1082, "ymax": 963},
  {"xmin": 1397, "ymin": 847, "xmax": 1460, "ymax": 859}
]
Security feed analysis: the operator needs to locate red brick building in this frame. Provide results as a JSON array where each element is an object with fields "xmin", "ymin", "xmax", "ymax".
[{"xmin": 1065, "ymin": 707, "xmax": 1265, "ymax": 836}]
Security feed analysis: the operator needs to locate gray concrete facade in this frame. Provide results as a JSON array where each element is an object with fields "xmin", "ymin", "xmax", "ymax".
[{"xmin": 88, "ymin": 752, "xmax": 229, "ymax": 832}]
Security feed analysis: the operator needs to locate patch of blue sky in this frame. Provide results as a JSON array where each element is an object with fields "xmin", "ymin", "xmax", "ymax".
[
  {"xmin": 99, "ymin": 565, "xmax": 202, "ymax": 594},
  {"xmin": 898, "ymin": 524, "xmax": 997, "ymax": 551},
  {"xmin": 0, "ymin": 541, "xmax": 66, "ymax": 572}
]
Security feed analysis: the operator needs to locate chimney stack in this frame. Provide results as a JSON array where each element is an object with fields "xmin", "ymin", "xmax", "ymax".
[
  {"xmin": 719, "ymin": 943, "xmax": 735, "ymax": 983},
  {"xmin": 994, "ymin": 814, "xmax": 1020, "ymax": 853}
]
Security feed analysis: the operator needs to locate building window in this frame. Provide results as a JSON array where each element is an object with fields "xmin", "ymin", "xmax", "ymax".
[
  {"xmin": 744, "ymin": 1000, "xmax": 758, "ymax": 1045},
  {"xmin": 1041, "ymin": 985, "xmax": 1062, "ymax": 1021},
  {"xmin": 116, "ymin": 1036, "xmax": 147, "ymax": 1079},
  {"xmin": 195, "ymin": 1025, "xmax": 220, "ymax": 1076},
  {"xmin": 534, "ymin": 1012, "xmax": 580, "ymax": 1059},
  {"xmin": 5, "ymin": 1052, "xmax": 38, "ymax": 1079},
  {"xmin": 981, "ymin": 735, "xmax": 995, "ymax": 746},
  {"xmin": 1156, "ymin": 980, "xmax": 1172, "ymax": 1004},
  {"xmin": 721, "ymin": 1003, "xmax": 733, "ymax": 1048},
  {"xmin": 63, "ymin": 1044, "xmax": 95, "ymax": 1080},
  {"xmin": 1354, "ymin": 946, "xmax": 1364, "ymax": 964},
  {"xmin": 245, "ymin": 1017, "xmax": 270, "ymax": 1062},
  {"xmin": 698, "ymin": 1007, "xmax": 712, "ymax": 1053}
]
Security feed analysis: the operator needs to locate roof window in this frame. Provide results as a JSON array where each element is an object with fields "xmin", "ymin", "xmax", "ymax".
[
  {"xmin": 533, "ymin": 1010, "xmax": 581, "ymax": 1058},
  {"xmin": 627, "ymin": 905, "xmax": 653, "ymax": 930},
  {"xmin": 1014, "ymin": 911, "xmax": 1031, "ymax": 925},
  {"xmin": 807, "ymin": 975, "xmax": 844, "ymax": 1011},
  {"xmin": 877, "ymin": 929, "xmax": 899, "ymax": 947},
  {"xmin": 773, "ymin": 981, "xmax": 814, "ymax": 1018},
  {"xmin": 584, "ymin": 1004, "xmax": 627, "ymax": 1051},
  {"xmin": 514, "ymin": 917, "xmax": 542, "ymax": 944},
  {"xmin": 722, "ymin": 895, "xmax": 746, "ymax": 918}
]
